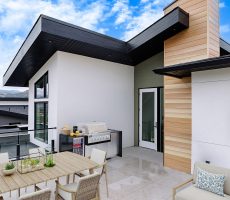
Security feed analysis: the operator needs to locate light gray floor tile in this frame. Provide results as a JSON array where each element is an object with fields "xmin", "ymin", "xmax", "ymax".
[{"xmin": 1, "ymin": 147, "xmax": 191, "ymax": 200}]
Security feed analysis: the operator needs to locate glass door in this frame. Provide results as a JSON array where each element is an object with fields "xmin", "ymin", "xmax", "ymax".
[{"xmin": 139, "ymin": 88, "xmax": 157, "ymax": 150}]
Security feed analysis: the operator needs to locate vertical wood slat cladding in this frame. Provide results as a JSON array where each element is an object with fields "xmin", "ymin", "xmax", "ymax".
[{"xmin": 163, "ymin": 0, "xmax": 219, "ymax": 173}]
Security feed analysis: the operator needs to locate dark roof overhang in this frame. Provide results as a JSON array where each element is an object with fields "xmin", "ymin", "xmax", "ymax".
[
  {"xmin": 153, "ymin": 55, "xmax": 230, "ymax": 78},
  {"xmin": 127, "ymin": 7, "xmax": 189, "ymax": 64},
  {"xmin": 220, "ymin": 38, "xmax": 230, "ymax": 56},
  {"xmin": 3, "ymin": 7, "xmax": 189, "ymax": 87}
]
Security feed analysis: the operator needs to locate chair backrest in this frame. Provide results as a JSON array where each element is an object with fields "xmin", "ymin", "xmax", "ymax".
[
  {"xmin": 0, "ymin": 153, "xmax": 9, "ymax": 164},
  {"xmin": 90, "ymin": 148, "xmax": 106, "ymax": 175},
  {"xmin": 29, "ymin": 148, "xmax": 46, "ymax": 158},
  {"xmin": 19, "ymin": 188, "xmax": 51, "ymax": 200},
  {"xmin": 193, "ymin": 162, "xmax": 230, "ymax": 195},
  {"xmin": 76, "ymin": 173, "xmax": 100, "ymax": 200}
]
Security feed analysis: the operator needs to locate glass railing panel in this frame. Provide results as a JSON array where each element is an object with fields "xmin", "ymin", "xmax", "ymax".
[{"xmin": 0, "ymin": 127, "xmax": 56, "ymax": 160}]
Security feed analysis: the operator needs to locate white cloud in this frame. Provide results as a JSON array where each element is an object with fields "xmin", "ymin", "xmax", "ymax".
[
  {"xmin": 220, "ymin": 24, "xmax": 230, "ymax": 34},
  {"xmin": 111, "ymin": 0, "xmax": 132, "ymax": 25},
  {"xmin": 0, "ymin": 35, "xmax": 24, "ymax": 88},
  {"xmin": 121, "ymin": 1, "xmax": 172, "ymax": 41},
  {"xmin": 140, "ymin": 0, "xmax": 149, "ymax": 3},
  {"xmin": 219, "ymin": 2, "xmax": 225, "ymax": 8},
  {"xmin": 0, "ymin": 0, "xmax": 173, "ymax": 90},
  {"xmin": 0, "ymin": 0, "xmax": 108, "ymax": 89},
  {"xmin": 0, "ymin": 0, "xmax": 107, "ymax": 36}
]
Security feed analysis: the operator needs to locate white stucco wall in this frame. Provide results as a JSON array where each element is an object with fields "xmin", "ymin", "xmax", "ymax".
[
  {"xmin": 28, "ymin": 53, "xmax": 59, "ymax": 149},
  {"xmin": 29, "ymin": 51, "xmax": 134, "ymax": 150},
  {"xmin": 56, "ymin": 51, "xmax": 134, "ymax": 148},
  {"xmin": 192, "ymin": 68, "xmax": 230, "ymax": 169}
]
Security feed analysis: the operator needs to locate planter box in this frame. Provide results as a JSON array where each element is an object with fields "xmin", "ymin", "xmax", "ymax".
[{"xmin": 17, "ymin": 157, "xmax": 45, "ymax": 174}]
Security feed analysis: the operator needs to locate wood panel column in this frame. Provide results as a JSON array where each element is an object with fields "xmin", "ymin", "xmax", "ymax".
[{"xmin": 163, "ymin": 0, "xmax": 220, "ymax": 173}]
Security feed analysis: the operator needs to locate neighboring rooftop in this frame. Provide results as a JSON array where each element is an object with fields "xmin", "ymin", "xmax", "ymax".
[
  {"xmin": 0, "ymin": 97, "xmax": 28, "ymax": 101},
  {"xmin": 3, "ymin": 7, "xmax": 189, "ymax": 87}
]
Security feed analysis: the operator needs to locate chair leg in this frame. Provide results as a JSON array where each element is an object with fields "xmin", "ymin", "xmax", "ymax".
[
  {"xmin": 0, "ymin": 196, "xmax": 3, "ymax": 200},
  {"xmin": 173, "ymin": 189, "xmax": 176, "ymax": 200},
  {"xmin": 104, "ymin": 165, "xmax": 109, "ymax": 198},
  {"xmin": 18, "ymin": 188, "xmax": 20, "ymax": 197},
  {"xmin": 55, "ymin": 180, "xmax": 59, "ymax": 200},
  {"xmin": 67, "ymin": 175, "xmax": 70, "ymax": 184},
  {"xmin": 97, "ymin": 186, "xmax": 101, "ymax": 200},
  {"xmin": 73, "ymin": 174, "xmax": 75, "ymax": 183}
]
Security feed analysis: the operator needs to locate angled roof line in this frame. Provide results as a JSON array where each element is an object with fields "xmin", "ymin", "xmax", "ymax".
[
  {"xmin": 3, "ymin": 7, "xmax": 189, "ymax": 86},
  {"xmin": 220, "ymin": 38, "xmax": 230, "ymax": 55}
]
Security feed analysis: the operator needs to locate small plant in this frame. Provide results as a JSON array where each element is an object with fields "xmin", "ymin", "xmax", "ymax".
[
  {"xmin": 30, "ymin": 159, "xmax": 40, "ymax": 167},
  {"xmin": 22, "ymin": 158, "xmax": 30, "ymax": 166},
  {"xmin": 44, "ymin": 155, "xmax": 55, "ymax": 167},
  {"xmin": 5, "ymin": 162, "xmax": 15, "ymax": 170}
]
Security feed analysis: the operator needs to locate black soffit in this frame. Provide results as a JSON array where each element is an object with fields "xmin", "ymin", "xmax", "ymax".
[
  {"xmin": 3, "ymin": 7, "xmax": 189, "ymax": 87},
  {"xmin": 220, "ymin": 38, "xmax": 230, "ymax": 56},
  {"xmin": 153, "ymin": 54, "xmax": 230, "ymax": 78}
]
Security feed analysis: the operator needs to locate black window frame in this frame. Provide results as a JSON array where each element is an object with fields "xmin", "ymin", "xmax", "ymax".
[
  {"xmin": 34, "ymin": 72, "xmax": 48, "ymax": 99},
  {"xmin": 34, "ymin": 102, "xmax": 48, "ymax": 143}
]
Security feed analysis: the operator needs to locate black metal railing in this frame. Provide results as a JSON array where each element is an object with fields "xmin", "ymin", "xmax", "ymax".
[{"xmin": 0, "ymin": 127, "xmax": 57, "ymax": 160}]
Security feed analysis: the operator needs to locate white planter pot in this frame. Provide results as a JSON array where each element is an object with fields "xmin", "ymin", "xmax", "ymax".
[{"xmin": 2, "ymin": 168, "xmax": 16, "ymax": 176}]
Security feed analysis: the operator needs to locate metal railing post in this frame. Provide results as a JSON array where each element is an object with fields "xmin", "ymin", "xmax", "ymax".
[{"xmin": 16, "ymin": 132, "xmax": 20, "ymax": 160}]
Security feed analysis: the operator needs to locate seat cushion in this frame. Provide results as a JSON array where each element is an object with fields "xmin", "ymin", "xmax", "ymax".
[
  {"xmin": 19, "ymin": 188, "xmax": 51, "ymax": 200},
  {"xmin": 58, "ymin": 182, "xmax": 78, "ymax": 200},
  {"xmin": 175, "ymin": 185, "xmax": 230, "ymax": 200},
  {"xmin": 78, "ymin": 169, "xmax": 90, "ymax": 177}
]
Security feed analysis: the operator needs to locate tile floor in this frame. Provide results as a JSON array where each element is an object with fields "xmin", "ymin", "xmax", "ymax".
[{"xmin": 1, "ymin": 147, "xmax": 191, "ymax": 200}]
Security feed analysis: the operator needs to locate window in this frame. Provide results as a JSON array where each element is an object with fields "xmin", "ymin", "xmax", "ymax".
[
  {"xmin": 34, "ymin": 72, "xmax": 49, "ymax": 143},
  {"xmin": 35, "ymin": 102, "xmax": 48, "ymax": 143},
  {"xmin": 35, "ymin": 72, "xmax": 48, "ymax": 99}
]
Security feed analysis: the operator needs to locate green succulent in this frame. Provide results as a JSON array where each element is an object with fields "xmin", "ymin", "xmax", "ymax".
[
  {"xmin": 30, "ymin": 159, "xmax": 40, "ymax": 166},
  {"xmin": 5, "ymin": 162, "xmax": 15, "ymax": 170}
]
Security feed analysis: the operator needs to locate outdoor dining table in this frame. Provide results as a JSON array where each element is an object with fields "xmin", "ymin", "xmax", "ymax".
[{"xmin": 0, "ymin": 151, "xmax": 98, "ymax": 196}]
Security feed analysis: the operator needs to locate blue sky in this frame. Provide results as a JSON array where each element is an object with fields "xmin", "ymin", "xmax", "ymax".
[
  {"xmin": 0, "ymin": 0, "xmax": 230, "ymax": 90},
  {"xmin": 220, "ymin": 1, "xmax": 230, "ymax": 42}
]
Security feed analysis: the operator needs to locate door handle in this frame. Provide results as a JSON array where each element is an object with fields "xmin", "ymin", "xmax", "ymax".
[{"xmin": 154, "ymin": 122, "xmax": 158, "ymax": 128}]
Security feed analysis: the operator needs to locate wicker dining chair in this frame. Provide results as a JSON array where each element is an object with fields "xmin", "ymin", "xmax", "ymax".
[
  {"xmin": 55, "ymin": 172, "xmax": 101, "ymax": 200},
  {"xmin": 73, "ymin": 148, "xmax": 109, "ymax": 197},
  {"xmin": 19, "ymin": 187, "xmax": 51, "ymax": 200}
]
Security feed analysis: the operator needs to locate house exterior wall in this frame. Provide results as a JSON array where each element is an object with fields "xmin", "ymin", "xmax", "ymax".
[
  {"xmin": 29, "ymin": 51, "xmax": 134, "ymax": 150},
  {"xmin": 28, "ymin": 53, "xmax": 59, "ymax": 149},
  {"xmin": 134, "ymin": 52, "xmax": 163, "ymax": 146},
  {"xmin": 192, "ymin": 68, "xmax": 230, "ymax": 169},
  {"xmin": 56, "ymin": 51, "xmax": 134, "ymax": 149},
  {"xmin": 163, "ymin": 0, "xmax": 220, "ymax": 173}
]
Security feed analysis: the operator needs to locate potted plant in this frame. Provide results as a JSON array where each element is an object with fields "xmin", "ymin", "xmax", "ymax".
[
  {"xmin": 44, "ymin": 154, "xmax": 55, "ymax": 167},
  {"xmin": 3, "ymin": 162, "xmax": 16, "ymax": 176}
]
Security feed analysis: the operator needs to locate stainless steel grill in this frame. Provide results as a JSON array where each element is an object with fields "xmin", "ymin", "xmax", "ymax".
[{"xmin": 78, "ymin": 122, "xmax": 111, "ymax": 145}]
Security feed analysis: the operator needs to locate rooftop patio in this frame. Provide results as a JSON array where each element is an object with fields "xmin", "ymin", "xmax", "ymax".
[{"xmin": 0, "ymin": 147, "xmax": 191, "ymax": 200}]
